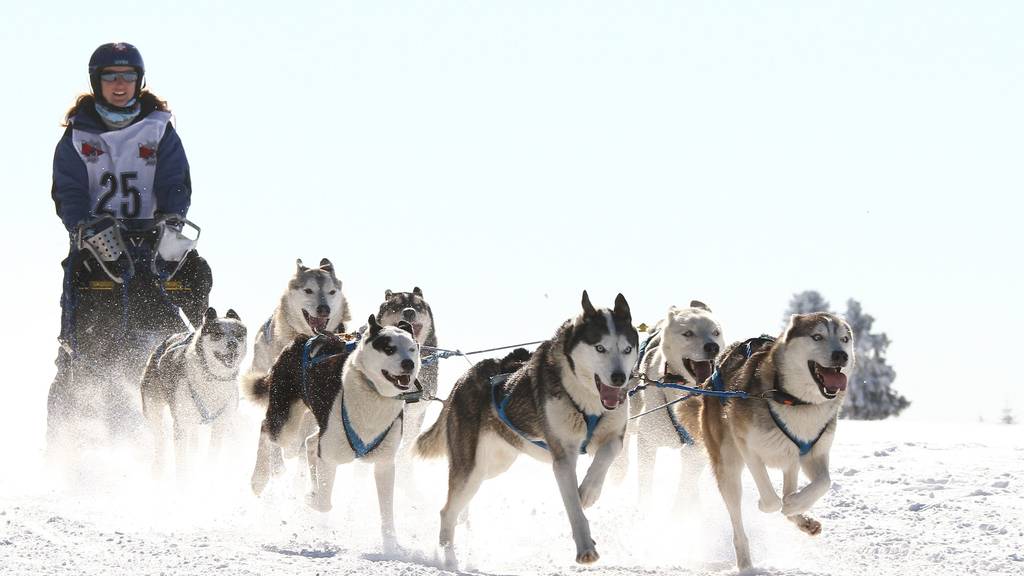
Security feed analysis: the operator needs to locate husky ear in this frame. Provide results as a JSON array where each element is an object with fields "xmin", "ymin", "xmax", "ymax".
[
  {"xmin": 613, "ymin": 293, "xmax": 631, "ymax": 323},
  {"xmin": 384, "ymin": 289, "xmax": 393, "ymax": 299},
  {"xmin": 413, "ymin": 286, "xmax": 423, "ymax": 297},
  {"xmin": 225, "ymin": 308, "xmax": 240, "ymax": 321},
  {"xmin": 368, "ymin": 314, "xmax": 383, "ymax": 338},
  {"xmin": 319, "ymin": 258, "xmax": 333, "ymax": 272},
  {"xmin": 581, "ymin": 290, "xmax": 598, "ymax": 317},
  {"xmin": 296, "ymin": 258, "xmax": 306, "ymax": 271},
  {"xmin": 203, "ymin": 307, "xmax": 218, "ymax": 325},
  {"xmin": 397, "ymin": 320, "xmax": 414, "ymax": 336},
  {"xmin": 690, "ymin": 300, "xmax": 711, "ymax": 312}
]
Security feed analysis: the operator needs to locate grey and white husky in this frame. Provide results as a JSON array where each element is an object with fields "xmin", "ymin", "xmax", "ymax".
[
  {"xmin": 620, "ymin": 300, "xmax": 724, "ymax": 507},
  {"xmin": 248, "ymin": 315, "xmax": 420, "ymax": 551},
  {"xmin": 140, "ymin": 307, "xmax": 248, "ymax": 477},
  {"xmin": 375, "ymin": 287, "xmax": 437, "ymax": 463},
  {"xmin": 416, "ymin": 291, "xmax": 638, "ymax": 567},
  {"xmin": 703, "ymin": 312, "xmax": 853, "ymax": 570},
  {"xmin": 247, "ymin": 258, "xmax": 350, "ymax": 380}
]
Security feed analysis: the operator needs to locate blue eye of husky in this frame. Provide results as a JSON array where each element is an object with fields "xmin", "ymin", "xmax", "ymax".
[
  {"xmin": 623, "ymin": 345, "xmax": 632, "ymax": 354},
  {"xmin": 811, "ymin": 334, "xmax": 824, "ymax": 341},
  {"xmin": 595, "ymin": 344, "xmax": 606, "ymax": 353},
  {"xmin": 840, "ymin": 336, "xmax": 850, "ymax": 343}
]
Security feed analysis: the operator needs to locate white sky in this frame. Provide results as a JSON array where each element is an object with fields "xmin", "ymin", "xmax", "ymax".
[{"xmin": 1, "ymin": 1, "xmax": 1021, "ymax": 445}]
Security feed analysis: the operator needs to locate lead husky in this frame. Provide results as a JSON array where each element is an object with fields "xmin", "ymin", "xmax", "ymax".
[
  {"xmin": 140, "ymin": 307, "xmax": 248, "ymax": 477},
  {"xmin": 247, "ymin": 258, "xmax": 350, "ymax": 380},
  {"xmin": 621, "ymin": 301, "xmax": 724, "ymax": 507},
  {"xmin": 248, "ymin": 315, "xmax": 420, "ymax": 550},
  {"xmin": 703, "ymin": 312, "xmax": 853, "ymax": 570},
  {"xmin": 375, "ymin": 287, "xmax": 438, "ymax": 463},
  {"xmin": 416, "ymin": 291, "xmax": 638, "ymax": 566}
]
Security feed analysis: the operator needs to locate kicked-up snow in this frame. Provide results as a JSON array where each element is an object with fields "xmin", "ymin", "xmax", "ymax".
[{"xmin": 1, "ymin": 413, "xmax": 1021, "ymax": 575}]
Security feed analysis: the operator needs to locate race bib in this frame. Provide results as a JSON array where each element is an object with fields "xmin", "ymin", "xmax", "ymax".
[{"xmin": 72, "ymin": 111, "xmax": 171, "ymax": 220}]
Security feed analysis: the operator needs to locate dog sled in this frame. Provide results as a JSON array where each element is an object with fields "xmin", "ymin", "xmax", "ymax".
[{"xmin": 47, "ymin": 214, "xmax": 213, "ymax": 450}]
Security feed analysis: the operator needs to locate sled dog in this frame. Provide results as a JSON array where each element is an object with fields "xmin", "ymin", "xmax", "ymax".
[
  {"xmin": 140, "ymin": 307, "xmax": 247, "ymax": 477},
  {"xmin": 248, "ymin": 315, "xmax": 420, "ymax": 550},
  {"xmin": 246, "ymin": 258, "xmax": 350, "ymax": 381},
  {"xmin": 416, "ymin": 291, "xmax": 638, "ymax": 566},
  {"xmin": 375, "ymin": 287, "xmax": 438, "ymax": 462},
  {"xmin": 619, "ymin": 300, "xmax": 724, "ymax": 505},
  {"xmin": 703, "ymin": 312, "xmax": 853, "ymax": 570}
]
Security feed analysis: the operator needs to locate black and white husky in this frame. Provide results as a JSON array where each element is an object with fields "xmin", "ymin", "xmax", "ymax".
[
  {"xmin": 140, "ymin": 307, "xmax": 247, "ymax": 477},
  {"xmin": 621, "ymin": 300, "xmax": 724, "ymax": 507},
  {"xmin": 375, "ymin": 287, "xmax": 437, "ymax": 462},
  {"xmin": 703, "ymin": 312, "xmax": 854, "ymax": 570},
  {"xmin": 416, "ymin": 291, "xmax": 638, "ymax": 566},
  {"xmin": 246, "ymin": 258, "xmax": 350, "ymax": 379},
  {"xmin": 248, "ymin": 315, "xmax": 420, "ymax": 550}
]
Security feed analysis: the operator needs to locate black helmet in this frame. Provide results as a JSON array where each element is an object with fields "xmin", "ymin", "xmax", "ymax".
[{"xmin": 88, "ymin": 42, "xmax": 145, "ymax": 104}]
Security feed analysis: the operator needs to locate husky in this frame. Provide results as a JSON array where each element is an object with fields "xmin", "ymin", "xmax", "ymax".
[
  {"xmin": 247, "ymin": 258, "xmax": 350, "ymax": 380},
  {"xmin": 375, "ymin": 287, "xmax": 438, "ymax": 464},
  {"xmin": 140, "ymin": 307, "xmax": 248, "ymax": 477},
  {"xmin": 416, "ymin": 291, "xmax": 638, "ymax": 566},
  {"xmin": 702, "ymin": 312, "xmax": 853, "ymax": 570},
  {"xmin": 248, "ymin": 315, "xmax": 420, "ymax": 551},
  {"xmin": 619, "ymin": 301, "xmax": 724, "ymax": 508}
]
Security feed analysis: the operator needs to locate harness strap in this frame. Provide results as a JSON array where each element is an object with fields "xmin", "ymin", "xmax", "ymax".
[
  {"xmin": 767, "ymin": 404, "xmax": 831, "ymax": 456},
  {"xmin": 258, "ymin": 317, "xmax": 274, "ymax": 345},
  {"xmin": 489, "ymin": 374, "xmax": 601, "ymax": 455},
  {"xmin": 301, "ymin": 334, "xmax": 359, "ymax": 400},
  {"xmin": 341, "ymin": 395, "xmax": 401, "ymax": 458},
  {"xmin": 665, "ymin": 399, "xmax": 695, "ymax": 445}
]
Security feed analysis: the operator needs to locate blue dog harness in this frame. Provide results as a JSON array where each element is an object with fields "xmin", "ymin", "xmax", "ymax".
[
  {"xmin": 490, "ymin": 373, "xmax": 602, "ymax": 455},
  {"xmin": 341, "ymin": 396, "xmax": 401, "ymax": 458}
]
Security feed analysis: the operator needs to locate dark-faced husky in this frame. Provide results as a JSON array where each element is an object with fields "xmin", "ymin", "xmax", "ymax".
[
  {"xmin": 248, "ymin": 315, "xmax": 420, "ymax": 550},
  {"xmin": 140, "ymin": 307, "xmax": 247, "ymax": 477},
  {"xmin": 416, "ymin": 291, "xmax": 638, "ymax": 566},
  {"xmin": 621, "ymin": 301, "xmax": 724, "ymax": 507},
  {"xmin": 375, "ymin": 287, "xmax": 437, "ymax": 463},
  {"xmin": 703, "ymin": 312, "xmax": 853, "ymax": 570},
  {"xmin": 247, "ymin": 258, "xmax": 350, "ymax": 379}
]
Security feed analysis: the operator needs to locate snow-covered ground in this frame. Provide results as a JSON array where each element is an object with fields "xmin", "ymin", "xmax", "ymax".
[{"xmin": 2, "ymin": 407, "xmax": 1021, "ymax": 575}]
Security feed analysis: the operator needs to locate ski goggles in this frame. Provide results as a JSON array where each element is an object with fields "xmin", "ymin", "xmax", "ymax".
[{"xmin": 99, "ymin": 71, "xmax": 139, "ymax": 83}]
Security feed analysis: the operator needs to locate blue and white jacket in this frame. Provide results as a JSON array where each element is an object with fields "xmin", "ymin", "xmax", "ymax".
[{"xmin": 51, "ymin": 97, "xmax": 191, "ymax": 232}]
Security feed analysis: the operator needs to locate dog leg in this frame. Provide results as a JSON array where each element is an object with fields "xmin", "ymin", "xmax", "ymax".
[
  {"xmin": 552, "ymin": 453, "xmax": 599, "ymax": 564},
  {"xmin": 714, "ymin": 443, "xmax": 752, "ymax": 571},
  {"xmin": 671, "ymin": 446, "xmax": 704, "ymax": 516},
  {"xmin": 636, "ymin": 427, "xmax": 658, "ymax": 510},
  {"xmin": 172, "ymin": 416, "xmax": 192, "ymax": 483},
  {"xmin": 439, "ymin": 464, "xmax": 486, "ymax": 570},
  {"xmin": 374, "ymin": 460, "xmax": 398, "ymax": 553},
  {"xmin": 251, "ymin": 424, "xmax": 277, "ymax": 496},
  {"xmin": 782, "ymin": 453, "xmax": 831, "ymax": 517},
  {"xmin": 143, "ymin": 397, "xmax": 167, "ymax": 480},
  {"xmin": 579, "ymin": 436, "xmax": 622, "ymax": 509},
  {"xmin": 304, "ymin": 435, "xmax": 335, "ymax": 513},
  {"xmin": 743, "ymin": 451, "xmax": 782, "ymax": 513}
]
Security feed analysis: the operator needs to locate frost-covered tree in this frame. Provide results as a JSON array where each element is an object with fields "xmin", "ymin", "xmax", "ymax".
[
  {"xmin": 782, "ymin": 290, "xmax": 830, "ymax": 327},
  {"xmin": 840, "ymin": 299, "xmax": 909, "ymax": 420},
  {"xmin": 1001, "ymin": 407, "xmax": 1017, "ymax": 425}
]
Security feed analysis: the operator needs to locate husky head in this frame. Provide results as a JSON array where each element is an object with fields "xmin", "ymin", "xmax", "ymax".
[
  {"xmin": 658, "ymin": 300, "xmax": 724, "ymax": 384},
  {"xmin": 285, "ymin": 258, "xmax": 351, "ymax": 334},
  {"xmin": 776, "ymin": 312, "xmax": 855, "ymax": 403},
  {"xmin": 354, "ymin": 314, "xmax": 421, "ymax": 398},
  {"xmin": 198, "ymin": 307, "xmax": 248, "ymax": 376},
  {"xmin": 376, "ymin": 287, "xmax": 434, "ymax": 345},
  {"xmin": 563, "ymin": 291, "xmax": 639, "ymax": 411}
]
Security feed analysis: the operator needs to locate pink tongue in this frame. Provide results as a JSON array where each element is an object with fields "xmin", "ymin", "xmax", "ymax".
[
  {"xmin": 692, "ymin": 361, "xmax": 712, "ymax": 383},
  {"xmin": 822, "ymin": 371, "xmax": 848, "ymax": 392},
  {"xmin": 599, "ymin": 383, "xmax": 622, "ymax": 409}
]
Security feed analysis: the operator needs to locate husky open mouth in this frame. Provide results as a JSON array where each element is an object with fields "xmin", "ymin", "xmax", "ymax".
[
  {"xmin": 808, "ymin": 361, "xmax": 847, "ymax": 399},
  {"xmin": 302, "ymin": 309, "xmax": 329, "ymax": 332},
  {"xmin": 382, "ymin": 370, "xmax": 412, "ymax": 390},
  {"xmin": 683, "ymin": 358, "xmax": 713, "ymax": 383},
  {"xmin": 594, "ymin": 374, "xmax": 627, "ymax": 410}
]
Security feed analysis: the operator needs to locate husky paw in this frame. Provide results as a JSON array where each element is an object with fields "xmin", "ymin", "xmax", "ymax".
[
  {"xmin": 781, "ymin": 493, "xmax": 812, "ymax": 516},
  {"xmin": 579, "ymin": 481, "xmax": 603, "ymax": 509},
  {"xmin": 789, "ymin": 514, "xmax": 822, "ymax": 536},
  {"xmin": 576, "ymin": 547, "xmax": 600, "ymax": 564},
  {"xmin": 758, "ymin": 494, "xmax": 783, "ymax": 513},
  {"xmin": 304, "ymin": 492, "xmax": 332, "ymax": 513}
]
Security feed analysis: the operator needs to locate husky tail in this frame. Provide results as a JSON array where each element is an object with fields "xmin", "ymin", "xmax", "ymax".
[
  {"xmin": 241, "ymin": 371, "xmax": 271, "ymax": 405},
  {"xmin": 415, "ymin": 400, "xmax": 450, "ymax": 459}
]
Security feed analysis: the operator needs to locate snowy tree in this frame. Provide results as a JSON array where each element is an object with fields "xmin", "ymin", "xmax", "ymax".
[
  {"xmin": 840, "ymin": 298, "xmax": 909, "ymax": 420},
  {"xmin": 1001, "ymin": 407, "xmax": 1017, "ymax": 425},
  {"xmin": 782, "ymin": 290, "xmax": 830, "ymax": 327}
]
